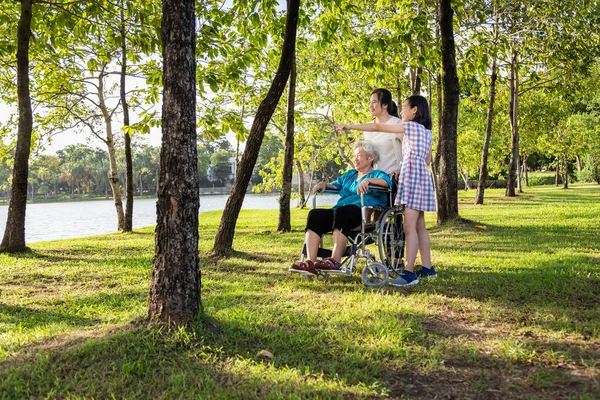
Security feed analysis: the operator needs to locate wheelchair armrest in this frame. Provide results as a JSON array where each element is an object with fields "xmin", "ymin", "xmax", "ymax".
[{"xmin": 367, "ymin": 184, "xmax": 390, "ymax": 192}]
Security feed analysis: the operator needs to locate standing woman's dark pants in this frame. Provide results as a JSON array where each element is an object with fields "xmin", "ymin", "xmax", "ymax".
[{"xmin": 305, "ymin": 205, "xmax": 362, "ymax": 238}]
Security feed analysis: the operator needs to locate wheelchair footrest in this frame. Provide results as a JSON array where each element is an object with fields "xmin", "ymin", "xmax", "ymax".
[
  {"xmin": 289, "ymin": 267, "xmax": 316, "ymax": 276},
  {"xmin": 323, "ymin": 267, "xmax": 352, "ymax": 276}
]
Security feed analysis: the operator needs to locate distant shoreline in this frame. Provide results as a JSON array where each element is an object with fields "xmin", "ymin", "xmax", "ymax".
[{"xmin": 0, "ymin": 189, "xmax": 289, "ymax": 206}]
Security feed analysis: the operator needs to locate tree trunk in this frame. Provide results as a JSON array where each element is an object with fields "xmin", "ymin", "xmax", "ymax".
[
  {"xmin": 148, "ymin": 0, "xmax": 200, "ymax": 326},
  {"xmin": 432, "ymin": 1, "xmax": 442, "ymax": 188},
  {"xmin": 98, "ymin": 65, "xmax": 126, "ymax": 231},
  {"xmin": 295, "ymin": 159, "xmax": 306, "ymax": 208},
  {"xmin": 506, "ymin": 48, "xmax": 520, "ymax": 196},
  {"xmin": 575, "ymin": 155, "xmax": 581, "ymax": 175},
  {"xmin": 475, "ymin": 57, "xmax": 497, "ymax": 205},
  {"xmin": 411, "ymin": 66, "xmax": 422, "ymax": 95},
  {"xmin": 555, "ymin": 159, "xmax": 559, "ymax": 186},
  {"xmin": 436, "ymin": 0, "xmax": 460, "ymax": 224},
  {"xmin": 396, "ymin": 76, "xmax": 402, "ymax": 106},
  {"xmin": 139, "ymin": 174, "xmax": 143, "ymax": 197},
  {"xmin": 522, "ymin": 153, "xmax": 529, "ymax": 187},
  {"xmin": 278, "ymin": 53, "xmax": 296, "ymax": 232},
  {"xmin": 432, "ymin": 72, "xmax": 442, "ymax": 196},
  {"xmin": 121, "ymin": 3, "xmax": 134, "ymax": 232},
  {"xmin": 1, "ymin": 0, "xmax": 33, "ymax": 253},
  {"xmin": 155, "ymin": 170, "xmax": 159, "ymax": 195},
  {"xmin": 563, "ymin": 153, "xmax": 568, "ymax": 189},
  {"xmin": 212, "ymin": 0, "xmax": 299, "ymax": 256},
  {"xmin": 458, "ymin": 164, "xmax": 470, "ymax": 191}
]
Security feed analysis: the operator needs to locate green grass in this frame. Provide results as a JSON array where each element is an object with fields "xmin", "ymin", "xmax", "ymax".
[{"xmin": 1, "ymin": 184, "xmax": 599, "ymax": 399}]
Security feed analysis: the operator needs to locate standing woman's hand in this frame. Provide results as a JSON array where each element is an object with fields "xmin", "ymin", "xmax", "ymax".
[{"xmin": 334, "ymin": 124, "xmax": 350, "ymax": 133}]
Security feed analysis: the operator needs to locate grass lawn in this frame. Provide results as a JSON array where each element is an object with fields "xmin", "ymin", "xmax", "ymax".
[{"xmin": 0, "ymin": 184, "xmax": 599, "ymax": 399}]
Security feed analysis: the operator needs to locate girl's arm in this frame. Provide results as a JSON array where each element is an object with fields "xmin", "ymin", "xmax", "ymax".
[
  {"xmin": 426, "ymin": 148, "xmax": 432, "ymax": 165},
  {"xmin": 335, "ymin": 122, "xmax": 405, "ymax": 135}
]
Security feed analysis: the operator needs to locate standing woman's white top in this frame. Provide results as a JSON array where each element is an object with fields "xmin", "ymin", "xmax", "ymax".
[
  {"xmin": 364, "ymin": 116, "xmax": 403, "ymax": 174},
  {"xmin": 360, "ymin": 88, "xmax": 404, "ymax": 176}
]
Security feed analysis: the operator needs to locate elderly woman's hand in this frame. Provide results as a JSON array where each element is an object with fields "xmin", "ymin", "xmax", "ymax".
[
  {"xmin": 357, "ymin": 178, "xmax": 370, "ymax": 195},
  {"xmin": 312, "ymin": 182, "xmax": 328, "ymax": 194}
]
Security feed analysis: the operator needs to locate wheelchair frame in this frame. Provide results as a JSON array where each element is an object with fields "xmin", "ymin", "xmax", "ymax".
[{"xmin": 293, "ymin": 184, "xmax": 405, "ymax": 287}]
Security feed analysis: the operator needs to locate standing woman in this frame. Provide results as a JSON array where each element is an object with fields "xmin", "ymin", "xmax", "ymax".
[
  {"xmin": 335, "ymin": 95, "xmax": 437, "ymax": 287},
  {"xmin": 363, "ymin": 88, "xmax": 404, "ymax": 177}
]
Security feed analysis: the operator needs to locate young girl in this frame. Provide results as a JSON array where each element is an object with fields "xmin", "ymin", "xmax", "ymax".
[{"xmin": 335, "ymin": 95, "xmax": 437, "ymax": 286}]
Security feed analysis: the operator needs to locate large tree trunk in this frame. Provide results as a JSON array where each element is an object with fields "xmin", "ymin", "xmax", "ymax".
[
  {"xmin": 98, "ymin": 65, "xmax": 126, "ymax": 231},
  {"xmin": 475, "ymin": 57, "xmax": 497, "ymax": 205},
  {"xmin": 506, "ymin": 48, "xmax": 520, "ymax": 196},
  {"xmin": 148, "ymin": 0, "xmax": 199, "ymax": 326},
  {"xmin": 212, "ymin": 0, "xmax": 300, "ymax": 256},
  {"xmin": 278, "ymin": 53, "xmax": 296, "ymax": 232},
  {"xmin": 295, "ymin": 159, "xmax": 306, "ymax": 208},
  {"xmin": 431, "ymin": 72, "xmax": 442, "ymax": 196},
  {"xmin": 432, "ymin": 2, "xmax": 442, "ymax": 191},
  {"xmin": 436, "ymin": 0, "xmax": 460, "ymax": 224},
  {"xmin": 1, "ymin": 0, "xmax": 33, "ymax": 253},
  {"xmin": 121, "ymin": 3, "xmax": 134, "ymax": 232}
]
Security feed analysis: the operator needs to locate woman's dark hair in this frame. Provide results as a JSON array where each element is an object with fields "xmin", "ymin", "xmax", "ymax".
[
  {"xmin": 405, "ymin": 95, "xmax": 432, "ymax": 130},
  {"xmin": 371, "ymin": 88, "xmax": 399, "ymax": 118}
]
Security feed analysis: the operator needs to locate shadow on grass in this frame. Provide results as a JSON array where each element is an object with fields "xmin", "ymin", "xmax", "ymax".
[
  {"xmin": 1, "ymin": 306, "xmax": 598, "ymax": 399},
  {"xmin": 0, "ymin": 303, "xmax": 99, "ymax": 330}
]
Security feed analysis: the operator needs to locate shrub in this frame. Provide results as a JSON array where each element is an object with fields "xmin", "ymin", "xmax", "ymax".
[
  {"xmin": 577, "ymin": 154, "xmax": 600, "ymax": 183},
  {"xmin": 528, "ymin": 173, "xmax": 559, "ymax": 186}
]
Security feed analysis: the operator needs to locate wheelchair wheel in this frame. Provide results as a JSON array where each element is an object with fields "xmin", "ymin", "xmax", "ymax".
[
  {"xmin": 378, "ymin": 207, "xmax": 405, "ymax": 277},
  {"xmin": 361, "ymin": 262, "xmax": 389, "ymax": 287}
]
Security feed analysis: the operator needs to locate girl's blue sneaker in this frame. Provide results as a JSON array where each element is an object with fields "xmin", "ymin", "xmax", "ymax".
[
  {"xmin": 416, "ymin": 266, "xmax": 437, "ymax": 278},
  {"xmin": 389, "ymin": 270, "xmax": 419, "ymax": 287}
]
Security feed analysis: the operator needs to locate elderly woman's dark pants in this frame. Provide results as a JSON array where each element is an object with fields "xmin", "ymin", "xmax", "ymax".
[{"xmin": 305, "ymin": 205, "xmax": 362, "ymax": 238}]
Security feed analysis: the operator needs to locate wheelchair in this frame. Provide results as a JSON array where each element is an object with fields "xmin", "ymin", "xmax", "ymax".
[{"xmin": 290, "ymin": 183, "xmax": 405, "ymax": 287}]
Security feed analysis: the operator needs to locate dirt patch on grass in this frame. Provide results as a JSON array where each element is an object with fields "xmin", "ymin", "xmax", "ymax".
[{"xmin": 380, "ymin": 308, "xmax": 600, "ymax": 399}]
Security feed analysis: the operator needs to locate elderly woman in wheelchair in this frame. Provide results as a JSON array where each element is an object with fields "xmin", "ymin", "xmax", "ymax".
[{"xmin": 290, "ymin": 141, "xmax": 404, "ymax": 286}]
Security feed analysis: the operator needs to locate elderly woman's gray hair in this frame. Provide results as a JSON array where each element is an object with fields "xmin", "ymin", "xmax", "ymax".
[{"xmin": 354, "ymin": 140, "xmax": 380, "ymax": 166}]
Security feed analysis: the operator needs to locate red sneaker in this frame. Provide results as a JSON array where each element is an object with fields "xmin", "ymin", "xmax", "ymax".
[{"xmin": 289, "ymin": 260, "xmax": 318, "ymax": 275}]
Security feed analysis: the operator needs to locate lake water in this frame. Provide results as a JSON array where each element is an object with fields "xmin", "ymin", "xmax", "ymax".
[{"xmin": 0, "ymin": 193, "xmax": 339, "ymax": 243}]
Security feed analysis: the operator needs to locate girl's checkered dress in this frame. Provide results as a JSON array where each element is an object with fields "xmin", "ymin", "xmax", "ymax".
[{"xmin": 395, "ymin": 121, "xmax": 436, "ymax": 212}]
